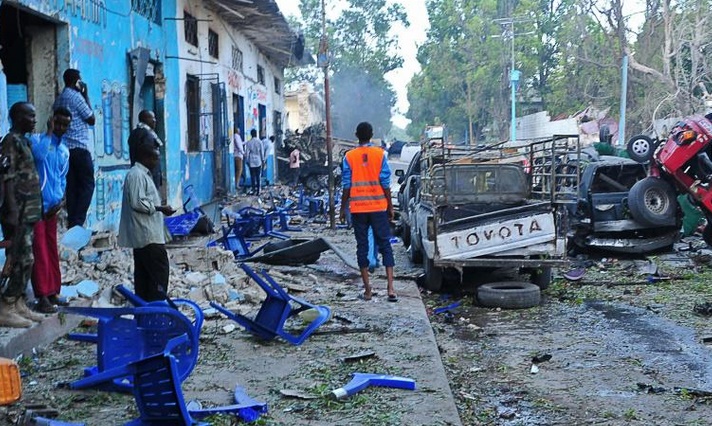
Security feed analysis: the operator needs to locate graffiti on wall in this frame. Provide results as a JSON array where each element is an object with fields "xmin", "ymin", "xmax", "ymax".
[
  {"xmin": 100, "ymin": 80, "xmax": 130, "ymax": 161},
  {"xmin": 60, "ymin": 0, "xmax": 107, "ymax": 27},
  {"xmin": 94, "ymin": 170, "xmax": 125, "ymax": 226},
  {"xmin": 245, "ymin": 85, "xmax": 267, "ymax": 132},
  {"xmin": 227, "ymin": 70, "xmax": 241, "ymax": 92}
]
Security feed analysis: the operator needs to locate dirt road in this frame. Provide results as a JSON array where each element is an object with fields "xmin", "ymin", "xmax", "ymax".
[
  {"xmin": 429, "ymin": 246, "xmax": 712, "ymax": 425},
  {"xmin": 8, "ymin": 219, "xmax": 712, "ymax": 425}
]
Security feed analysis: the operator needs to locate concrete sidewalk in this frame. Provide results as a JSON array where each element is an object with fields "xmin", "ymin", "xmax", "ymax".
[{"xmin": 0, "ymin": 306, "xmax": 84, "ymax": 359}]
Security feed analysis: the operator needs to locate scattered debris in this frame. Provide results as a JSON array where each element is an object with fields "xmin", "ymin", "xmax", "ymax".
[
  {"xmin": 342, "ymin": 351, "xmax": 377, "ymax": 363},
  {"xmin": 531, "ymin": 353, "xmax": 552, "ymax": 364},
  {"xmin": 693, "ymin": 303, "xmax": 712, "ymax": 316},
  {"xmin": 637, "ymin": 383, "xmax": 667, "ymax": 394},
  {"xmin": 279, "ymin": 389, "xmax": 318, "ymax": 400}
]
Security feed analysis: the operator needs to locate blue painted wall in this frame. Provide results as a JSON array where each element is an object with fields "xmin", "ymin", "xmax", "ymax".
[{"xmin": 12, "ymin": 0, "xmax": 180, "ymax": 232}]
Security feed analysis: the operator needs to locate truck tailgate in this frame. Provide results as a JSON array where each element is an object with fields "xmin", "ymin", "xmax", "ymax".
[{"xmin": 436, "ymin": 212, "xmax": 557, "ymax": 260}]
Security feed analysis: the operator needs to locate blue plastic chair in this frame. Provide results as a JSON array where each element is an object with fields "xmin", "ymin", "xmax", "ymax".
[
  {"xmin": 77, "ymin": 335, "xmax": 267, "ymax": 425},
  {"xmin": 210, "ymin": 264, "xmax": 331, "ymax": 345},
  {"xmin": 64, "ymin": 302, "xmax": 203, "ymax": 393}
]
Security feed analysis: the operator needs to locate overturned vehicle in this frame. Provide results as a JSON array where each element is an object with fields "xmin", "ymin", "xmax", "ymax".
[{"xmin": 567, "ymin": 151, "xmax": 680, "ymax": 254}]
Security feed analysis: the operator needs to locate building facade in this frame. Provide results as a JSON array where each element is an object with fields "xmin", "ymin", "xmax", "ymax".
[{"xmin": 0, "ymin": 0, "xmax": 308, "ymax": 231}]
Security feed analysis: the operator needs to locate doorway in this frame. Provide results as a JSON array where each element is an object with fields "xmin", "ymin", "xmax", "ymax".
[{"xmin": 0, "ymin": 4, "xmax": 65, "ymax": 132}]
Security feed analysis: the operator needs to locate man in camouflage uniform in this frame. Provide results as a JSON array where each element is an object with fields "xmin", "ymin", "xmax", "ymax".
[{"xmin": 0, "ymin": 102, "xmax": 46, "ymax": 327}]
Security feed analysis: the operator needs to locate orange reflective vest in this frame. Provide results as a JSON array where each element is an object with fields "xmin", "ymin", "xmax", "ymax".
[{"xmin": 345, "ymin": 146, "xmax": 388, "ymax": 213}]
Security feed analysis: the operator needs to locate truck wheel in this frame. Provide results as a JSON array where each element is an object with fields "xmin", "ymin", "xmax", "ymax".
[
  {"xmin": 627, "ymin": 135, "xmax": 655, "ymax": 163},
  {"xmin": 704, "ymin": 224, "xmax": 712, "ymax": 247},
  {"xmin": 401, "ymin": 223, "xmax": 411, "ymax": 248},
  {"xmin": 408, "ymin": 243, "xmax": 422, "ymax": 264},
  {"xmin": 628, "ymin": 177, "xmax": 678, "ymax": 226},
  {"xmin": 477, "ymin": 282, "xmax": 541, "ymax": 309},
  {"xmin": 305, "ymin": 175, "xmax": 321, "ymax": 191},
  {"xmin": 423, "ymin": 257, "xmax": 442, "ymax": 291},
  {"xmin": 531, "ymin": 267, "xmax": 552, "ymax": 290}
]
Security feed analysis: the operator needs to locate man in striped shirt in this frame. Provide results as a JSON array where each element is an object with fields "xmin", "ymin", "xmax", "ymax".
[{"xmin": 53, "ymin": 69, "xmax": 95, "ymax": 228}]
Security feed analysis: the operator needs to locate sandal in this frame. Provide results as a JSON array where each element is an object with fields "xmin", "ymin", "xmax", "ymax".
[{"xmin": 35, "ymin": 297, "xmax": 58, "ymax": 314}]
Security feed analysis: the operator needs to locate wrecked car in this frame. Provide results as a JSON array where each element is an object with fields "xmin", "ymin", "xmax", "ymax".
[
  {"xmin": 407, "ymin": 135, "xmax": 576, "ymax": 291},
  {"xmin": 627, "ymin": 115, "xmax": 712, "ymax": 244},
  {"xmin": 568, "ymin": 154, "xmax": 680, "ymax": 254}
]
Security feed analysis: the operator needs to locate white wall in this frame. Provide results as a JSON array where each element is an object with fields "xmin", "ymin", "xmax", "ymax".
[{"xmin": 175, "ymin": 0, "xmax": 285, "ymax": 154}]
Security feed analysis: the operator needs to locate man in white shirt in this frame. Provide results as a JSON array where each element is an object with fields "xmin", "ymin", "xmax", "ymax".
[
  {"xmin": 233, "ymin": 128, "xmax": 244, "ymax": 192},
  {"xmin": 118, "ymin": 143, "xmax": 176, "ymax": 302},
  {"xmin": 245, "ymin": 129, "xmax": 265, "ymax": 195}
]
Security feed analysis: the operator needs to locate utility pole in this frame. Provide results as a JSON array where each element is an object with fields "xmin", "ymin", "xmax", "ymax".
[
  {"xmin": 493, "ymin": 17, "xmax": 532, "ymax": 143},
  {"xmin": 319, "ymin": 0, "xmax": 335, "ymax": 229}
]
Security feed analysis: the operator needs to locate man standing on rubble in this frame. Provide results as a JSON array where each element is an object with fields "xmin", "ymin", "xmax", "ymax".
[
  {"xmin": 232, "ymin": 127, "xmax": 244, "ymax": 192},
  {"xmin": 128, "ymin": 110, "xmax": 163, "ymax": 191},
  {"xmin": 30, "ymin": 107, "xmax": 72, "ymax": 314},
  {"xmin": 245, "ymin": 129, "xmax": 265, "ymax": 196},
  {"xmin": 118, "ymin": 143, "xmax": 176, "ymax": 302},
  {"xmin": 0, "ymin": 102, "xmax": 47, "ymax": 327},
  {"xmin": 53, "ymin": 68, "xmax": 95, "ymax": 228},
  {"xmin": 339, "ymin": 122, "xmax": 397, "ymax": 302}
]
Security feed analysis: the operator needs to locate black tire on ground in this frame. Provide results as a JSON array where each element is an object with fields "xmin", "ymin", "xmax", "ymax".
[
  {"xmin": 477, "ymin": 282, "xmax": 541, "ymax": 309},
  {"xmin": 628, "ymin": 177, "xmax": 678, "ymax": 227},
  {"xmin": 627, "ymin": 135, "xmax": 655, "ymax": 163},
  {"xmin": 262, "ymin": 240, "xmax": 320, "ymax": 265},
  {"xmin": 531, "ymin": 267, "xmax": 552, "ymax": 290},
  {"xmin": 704, "ymin": 224, "xmax": 712, "ymax": 247},
  {"xmin": 401, "ymin": 222, "xmax": 411, "ymax": 248},
  {"xmin": 422, "ymin": 257, "xmax": 443, "ymax": 292},
  {"xmin": 305, "ymin": 175, "xmax": 321, "ymax": 191}
]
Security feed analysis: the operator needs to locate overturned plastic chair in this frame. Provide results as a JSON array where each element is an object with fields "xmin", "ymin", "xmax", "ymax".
[
  {"xmin": 64, "ymin": 299, "xmax": 203, "ymax": 393},
  {"xmin": 79, "ymin": 335, "xmax": 267, "ymax": 425},
  {"xmin": 210, "ymin": 264, "xmax": 331, "ymax": 346}
]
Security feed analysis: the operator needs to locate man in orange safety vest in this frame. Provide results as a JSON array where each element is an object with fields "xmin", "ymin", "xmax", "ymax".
[{"xmin": 339, "ymin": 122, "xmax": 397, "ymax": 302}]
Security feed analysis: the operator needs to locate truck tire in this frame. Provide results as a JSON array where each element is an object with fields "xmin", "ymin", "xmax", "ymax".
[
  {"xmin": 704, "ymin": 224, "xmax": 712, "ymax": 247},
  {"xmin": 423, "ymin": 257, "xmax": 443, "ymax": 291},
  {"xmin": 401, "ymin": 222, "xmax": 411, "ymax": 248},
  {"xmin": 531, "ymin": 267, "xmax": 552, "ymax": 290},
  {"xmin": 477, "ymin": 282, "xmax": 541, "ymax": 309},
  {"xmin": 305, "ymin": 175, "xmax": 322, "ymax": 191},
  {"xmin": 627, "ymin": 135, "xmax": 655, "ymax": 163},
  {"xmin": 408, "ymin": 228, "xmax": 423, "ymax": 264},
  {"xmin": 628, "ymin": 177, "xmax": 678, "ymax": 227}
]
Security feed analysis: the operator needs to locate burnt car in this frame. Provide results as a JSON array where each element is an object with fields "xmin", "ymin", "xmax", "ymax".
[{"xmin": 567, "ymin": 154, "xmax": 680, "ymax": 254}]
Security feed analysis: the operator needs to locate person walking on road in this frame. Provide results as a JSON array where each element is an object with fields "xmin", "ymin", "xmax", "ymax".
[
  {"xmin": 0, "ymin": 102, "xmax": 47, "ymax": 327},
  {"xmin": 30, "ymin": 107, "xmax": 71, "ymax": 313},
  {"xmin": 118, "ymin": 143, "xmax": 176, "ymax": 302},
  {"xmin": 245, "ymin": 129, "xmax": 265, "ymax": 196},
  {"xmin": 53, "ymin": 69, "xmax": 95, "ymax": 228},
  {"xmin": 232, "ymin": 128, "xmax": 244, "ymax": 192},
  {"xmin": 289, "ymin": 146, "xmax": 301, "ymax": 187},
  {"xmin": 339, "ymin": 122, "xmax": 397, "ymax": 302}
]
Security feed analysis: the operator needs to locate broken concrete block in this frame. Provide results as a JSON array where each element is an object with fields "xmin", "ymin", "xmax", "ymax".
[
  {"xmin": 76, "ymin": 280, "xmax": 100, "ymax": 298},
  {"xmin": 61, "ymin": 226, "xmax": 92, "ymax": 251},
  {"xmin": 222, "ymin": 324, "xmax": 237, "ymax": 334},
  {"xmin": 187, "ymin": 288, "xmax": 207, "ymax": 302},
  {"xmin": 185, "ymin": 271, "xmax": 208, "ymax": 285}
]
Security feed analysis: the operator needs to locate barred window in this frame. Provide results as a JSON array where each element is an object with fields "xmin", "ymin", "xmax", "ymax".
[
  {"xmin": 257, "ymin": 65, "xmax": 265, "ymax": 85},
  {"xmin": 274, "ymin": 77, "xmax": 281, "ymax": 94},
  {"xmin": 232, "ymin": 46, "xmax": 243, "ymax": 72},
  {"xmin": 208, "ymin": 29, "xmax": 219, "ymax": 58},
  {"xmin": 131, "ymin": 0, "xmax": 161, "ymax": 24},
  {"xmin": 184, "ymin": 11, "xmax": 198, "ymax": 47}
]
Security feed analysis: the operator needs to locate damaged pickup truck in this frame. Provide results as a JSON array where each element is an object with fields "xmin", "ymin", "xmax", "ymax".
[{"xmin": 407, "ymin": 136, "xmax": 579, "ymax": 291}]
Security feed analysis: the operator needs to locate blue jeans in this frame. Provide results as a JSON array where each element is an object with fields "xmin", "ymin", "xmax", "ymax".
[{"xmin": 351, "ymin": 211, "xmax": 394, "ymax": 269}]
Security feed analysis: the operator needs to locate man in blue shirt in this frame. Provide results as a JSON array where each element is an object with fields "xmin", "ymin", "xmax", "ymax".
[
  {"xmin": 53, "ymin": 69, "xmax": 95, "ymax": 228},
  {"xmin": 30, "ymin": 107, "xmax": 71, "ymax": 313}
]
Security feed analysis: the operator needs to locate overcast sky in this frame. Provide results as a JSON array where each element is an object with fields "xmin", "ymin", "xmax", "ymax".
[{"xmin": 274, "ymin": 0, "xmax": 429, "ymax": 129}]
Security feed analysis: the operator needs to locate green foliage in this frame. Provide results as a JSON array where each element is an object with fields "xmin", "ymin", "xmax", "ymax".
[{"xmin": 286, "ymin": 0, "xmax": 408, "ymax": 139}]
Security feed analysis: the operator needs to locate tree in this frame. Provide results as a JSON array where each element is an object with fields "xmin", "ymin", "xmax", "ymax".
[{"xmin": 285, "ymin": 0, "xmax": 408, "ymax": 139}]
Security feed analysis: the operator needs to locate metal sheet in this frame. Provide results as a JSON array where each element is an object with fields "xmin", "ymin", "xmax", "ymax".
[{"xmin": 436, "ymin": 212, "xmax": 556, "ymax": 260}]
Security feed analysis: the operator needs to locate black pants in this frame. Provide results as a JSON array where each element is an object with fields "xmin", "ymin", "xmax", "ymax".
[
  {"xmin": 66, "ymin": 148, "xmax": 95, "ymax": 228},
  {"xmin": 249, "ymin": 166, "xmax": 262, "ymax": 195},
  {"xmin": 133, "ymin": 244, "xmax": 169, "ymax": 302}
]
